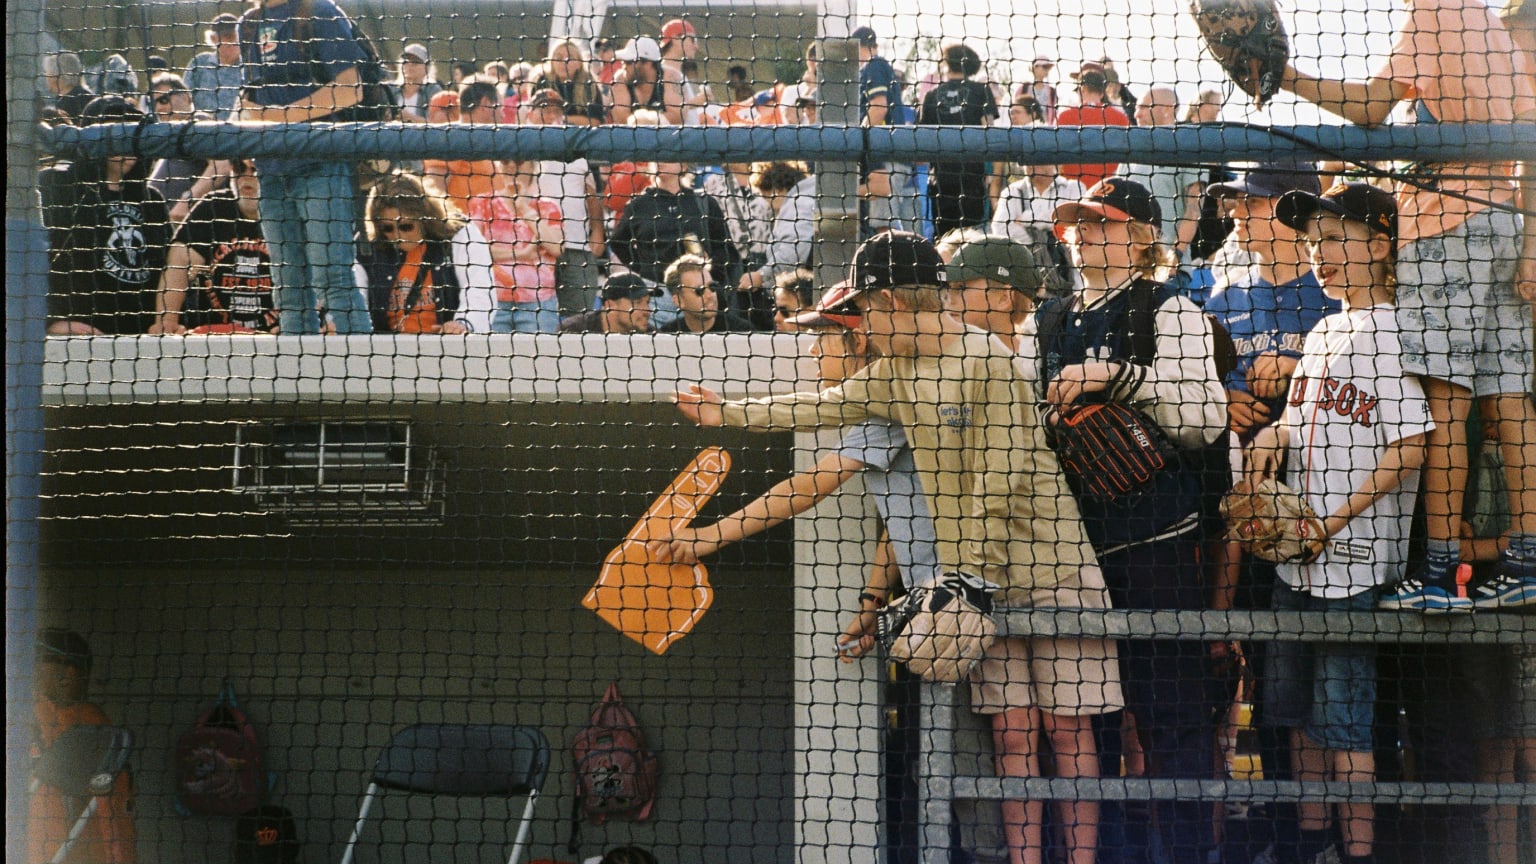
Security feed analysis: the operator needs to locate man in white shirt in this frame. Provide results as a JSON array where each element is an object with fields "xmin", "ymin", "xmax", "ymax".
[{"xmin": 527, "ymin": 89, "xmax": 606, "ymax": 317}]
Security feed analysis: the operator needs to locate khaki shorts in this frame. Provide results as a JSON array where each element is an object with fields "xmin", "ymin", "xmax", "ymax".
[{"xmin": 969, "ymin": 564, "xmax": 1125, "ymax": 716}]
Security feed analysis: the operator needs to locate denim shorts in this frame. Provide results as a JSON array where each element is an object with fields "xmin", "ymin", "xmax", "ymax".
[
  {"xmin": 1261, "ymin": 582, "xmax": 1380, "ymax": 752},
  {"xmin": 1395, "ymin": 208, "xmax": 1530, "ymax": 397}
]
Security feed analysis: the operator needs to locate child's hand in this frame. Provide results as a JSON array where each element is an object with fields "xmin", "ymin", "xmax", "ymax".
[
  {"xmin": 645, "ymin": 527, "xmax": 718, "ymax": 564},
  {"xmin": 1247, "ymin": 351, "xmax": 1298, "ymax": 400},
  {"xmin": 673, "ymin": 383, "xmax": 725, "ymax": 427},
  {"xmin": 1226, "ymin": 389, "xmax": 1274, "ymax": 436},
  {"xmin": 835, "ymin": 610, "xmax": 879, "ymax": 662},
  {"xmin": 1244, "ymin": 426, "xmax": 1284, "ymax": 484},
  {"xmin": 1045, "ymin": 361, "xmax": 1121, "ymax": 408}
]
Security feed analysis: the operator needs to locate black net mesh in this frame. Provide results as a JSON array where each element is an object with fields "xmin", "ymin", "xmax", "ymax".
[{"xmin": 7, "ymin": 2, "xmax": 1536, "ymax": 864}]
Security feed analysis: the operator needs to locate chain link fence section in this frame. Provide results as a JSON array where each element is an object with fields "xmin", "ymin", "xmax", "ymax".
[{"xmin": 10, "ymin": 1, "xmax": 1536, "ymax": 864}]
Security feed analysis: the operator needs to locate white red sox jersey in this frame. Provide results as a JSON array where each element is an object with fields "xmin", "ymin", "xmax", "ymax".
[{"xmin": 1278, "ymin": 304, "xmax": 1434, "ymax": 598}]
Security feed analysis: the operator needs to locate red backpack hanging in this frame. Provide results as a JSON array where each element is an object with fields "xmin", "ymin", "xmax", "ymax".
[
  {"xmin": 175, "ymin": 681, "xmax": 266, "ymax": 816},
  {"xmin": 568, "ymin": 682, "xmax": 659, "ymax": 852}
]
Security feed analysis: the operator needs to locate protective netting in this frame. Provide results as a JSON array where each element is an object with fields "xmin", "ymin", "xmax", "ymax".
[{"xmin": 7, "ymin": 1, "xmax": 1536, "ymax": 864}]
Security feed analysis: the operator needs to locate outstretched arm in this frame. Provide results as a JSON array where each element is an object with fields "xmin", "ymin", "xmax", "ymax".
[{"xmin": 649, "ymin": 451, "xmax": 865, "ymax": 563}]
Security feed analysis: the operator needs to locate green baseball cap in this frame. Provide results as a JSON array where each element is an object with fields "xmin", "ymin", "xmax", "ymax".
[{"xmin": 945, "ymin": 236, "xmax": 1043, "ymax": 294}]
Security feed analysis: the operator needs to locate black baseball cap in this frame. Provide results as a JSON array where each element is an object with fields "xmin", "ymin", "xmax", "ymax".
[
  {"xmin": 1206, "ymin": 163, "xmax": 1322, "ymax": 200},
  {"xmin": 1053, "ymin": 176, "xmax": 1162, "ymax": 229},
  {"xmin": 1275, "ymin": 181, "xmax": 1398, "ymax": 241},
  {"xmin": 946, "ymin": 236, "xmax": 1042, "ymax": 294},
  {"xmin": 850, "ymin": 26, "xmax": 878, "ymax": 46},
  {"xmin": 601, "ymin": 273, "xmax": 662, "ymax": 301},
  {"xmin": 848, "ymin": 231, "xmax": 946, "ymax": 293}
]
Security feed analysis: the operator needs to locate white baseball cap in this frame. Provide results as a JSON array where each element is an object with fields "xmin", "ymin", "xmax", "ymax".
[{"xmin": 615, "ymin": 36, "xmax": 662, "ymax": 63}]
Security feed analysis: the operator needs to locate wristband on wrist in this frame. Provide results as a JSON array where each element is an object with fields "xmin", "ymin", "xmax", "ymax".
[{"xmin": 857, "ymin": 591, "xmax": 886, "ymax": 609}]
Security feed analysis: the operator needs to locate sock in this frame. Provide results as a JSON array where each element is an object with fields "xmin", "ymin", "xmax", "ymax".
[
  {"xmin": 1500, "ymin": 533, "xmax": 1536, "ymax": 580},
  {"xmin": 1420, "ymin": 539, "xmax": 1460, "ymax": 587},
  {"xmin": 1297, "ymin": 828, "xmax": 1332, "ymax": 861}
]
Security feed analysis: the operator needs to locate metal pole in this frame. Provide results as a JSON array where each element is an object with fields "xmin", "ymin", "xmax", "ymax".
[{"xmin": 6, "ymin": 0, "xmax": 49, "ymax": 860}]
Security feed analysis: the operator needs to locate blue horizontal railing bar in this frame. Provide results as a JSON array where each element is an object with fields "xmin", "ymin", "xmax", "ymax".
[
  {"xmin": 995, "ymin": 608, "xmax": 1536, "ymax": 644},
  {"xmin": 941, "ymin": 776, "xmax": 1536, "ymax": 806},
  {"xmin": 41, "ymin": 122, "xmax": 1536, "ymax": 167}
]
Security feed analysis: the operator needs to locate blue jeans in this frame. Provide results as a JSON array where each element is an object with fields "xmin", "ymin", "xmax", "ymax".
[
  {"xmin": 258, "ymin": 162, "xmax": 372, "ymax": 334},
  {"xmin": 1265, "ymin": 583, "xmax": 1380, "ymax": 752},
  {"xmin": 492, "ymin": 296, "xmax": 560, "ymax": 333}
]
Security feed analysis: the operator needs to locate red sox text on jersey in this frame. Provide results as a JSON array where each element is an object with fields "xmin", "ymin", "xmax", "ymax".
[{"xmin": 1287, "ymin": 375, "xmax": 1379, "ymax": 427}]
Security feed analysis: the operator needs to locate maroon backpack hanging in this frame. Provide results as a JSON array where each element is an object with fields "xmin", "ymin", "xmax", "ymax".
[
  {"xmin": 568, "ymin": 682, "xmax": 659, "ymax": 852},
  {"xmin": 175, "ymin": 681, "xmax": 266, "ymax": 816}
]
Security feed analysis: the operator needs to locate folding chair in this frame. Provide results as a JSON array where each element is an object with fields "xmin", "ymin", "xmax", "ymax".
[
  {"xmin": 339, "ymin": 723, "xmax": 551, "ymax": 864},
  {"xmin": 30, "ymin": 724, "xmax": 135, "ymax": 864}
]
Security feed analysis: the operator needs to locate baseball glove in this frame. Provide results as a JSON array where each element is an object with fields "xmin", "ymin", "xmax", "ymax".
[
  {"xmin": 1045, "ymin": 401, "xmax": 1177, "ymax": 503},
  {"xmin": 1191, "ymin": 0, "xmax": 1290, "ymax": 108},
  {"xmin": 878, "ymin": 572, "xmax": 998, "ymax": 683},
  {"xmin": 1221, "ymin": 476, "xmax": 1327, "ymax": 562}
]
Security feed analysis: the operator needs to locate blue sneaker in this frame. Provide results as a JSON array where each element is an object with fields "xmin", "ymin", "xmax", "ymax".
[
  {"xmin": 1377, "ymin": 578, "xmax": 1473, "ymax": 613},
  {"xmin": 1470, "ymin": 570, "xmax": 1536, "ymax": 610}
]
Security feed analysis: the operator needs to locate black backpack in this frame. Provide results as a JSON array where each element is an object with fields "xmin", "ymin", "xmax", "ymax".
[{"xmin": 1035, "ymin": 282, "xmax": 1237, "ymax": 541}]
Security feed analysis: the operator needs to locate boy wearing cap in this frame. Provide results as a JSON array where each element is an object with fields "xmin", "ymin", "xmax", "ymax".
[
  {"xmin": 1280, "ymin": 0, "xmax": 1536, "ymax": 611},
  {"xmin": 1247, "ymin": 183, "xmax": 1433, "ymax": 864},
  {"xmin": 1204, "ymin": 165, "xmax": 1339, "ymax": 442},
  {"xmin": 676, "ymin": 231, "xmax": 1121, "ymax": 864},
  {"xmin": 942, "ymin": 234, "xmax": 1044, "ymax": 351},
  {"xmin": 1027, "ymin": 177, "xmax": 1228, "ymax": 864},
  {"xmin": 558, "ymin": 273, "xmax": 659, "ymax": 334}
]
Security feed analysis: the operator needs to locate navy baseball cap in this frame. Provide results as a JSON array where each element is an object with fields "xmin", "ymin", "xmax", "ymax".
[
  {"xmin": 850, "ymin": 26, "xmax": 878, "ymax": 46},
  {"xmin": 1207, "ymin": 163, "xmax": 1322, "ymax": 200},
  {"xmin": 1053, "ymin": 176, "xmax": 1162, "ymax": 229},
  {"xmin": 848, "ymin": 231, "xmax": 947, "ymax": 292},
  {"xmin": 1276, "ymin": 181, "xmax": 1398, "ymax": 241},
  {"xmin": 600, "ymin": 273, "xmax": 662, "ymax": 301}
]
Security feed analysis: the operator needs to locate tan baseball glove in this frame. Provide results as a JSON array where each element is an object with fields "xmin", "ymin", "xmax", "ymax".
[
  {"xmin": 1221, "ymin": 477, "xmax": 1327, "ymax": 562},
  {"xmin": 1191, "ymin": 0, "xmax": 1290, "ymax": 108}
]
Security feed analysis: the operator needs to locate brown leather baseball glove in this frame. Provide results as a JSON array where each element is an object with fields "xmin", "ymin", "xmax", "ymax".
[
  {"xmin": 1221, "ymin": 477, "xmax": 1327, "ymax": 562},
  {"xmin": 1191, "ymin": 0, "xmax": 1291, "ymax": 108}
]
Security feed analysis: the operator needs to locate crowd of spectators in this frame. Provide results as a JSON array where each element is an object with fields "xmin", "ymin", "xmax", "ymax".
[{"xmin": 39, "ymin": 8, "xmax": 1244, "ymax": 340}]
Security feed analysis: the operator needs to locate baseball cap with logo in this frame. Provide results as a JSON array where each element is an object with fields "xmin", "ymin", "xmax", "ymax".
[
  {"xmin": 615, "ymin": 36, "xmax": 662, "ymax": 63},
  {"xmin": 1053, "ymin": 176, "xmax": 1162, "ymax": 234},
  {"xmin": 788, "ymin": 281, "xmax": 863, "ymax": 330},
  {"xmin": 601, "ymin": 273, "xmax": 663, "ymax": 301},
  {"xmin": 660, "ymin": 19, "xmax": 696, "ymax": 44},
  {"xmin": 1275, "ymin": 181, "xmax": 1398, "ymax": 241},
  {"xmin": 946, "ymin": 236, "xmax": 1043, "ymax": 294},
  {"xmin": 1206, "ymin": 163, "xmax": 1322, "ymax": 200},
  {"xmin": 847, "ymin": 231, "xmax": 947, "ymax": 293}
]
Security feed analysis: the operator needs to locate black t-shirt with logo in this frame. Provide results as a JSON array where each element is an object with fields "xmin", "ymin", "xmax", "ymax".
[
  {"xmin": 173, "ymin": 190, "xmax": 276, "ymax": 331},
  {"xmin": 41, "ymin": 166, "xmax": 170, "ymax": 335}
]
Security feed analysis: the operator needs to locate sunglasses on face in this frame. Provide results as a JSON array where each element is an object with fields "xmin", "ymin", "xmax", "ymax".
[
  {"xmin": 775, "ymin": 305, "xmax": 799, "ymax": 317},
  {"xmin": 378, "ymin": 221, "xmax": 420, "ymax": 236},
  {"xmin": 682, "ymin": 285, "xmax": 712, "ymax": 298},
  {"xmin": 154, "ymin": 93, "xmax": 180, "ymax": 106}
]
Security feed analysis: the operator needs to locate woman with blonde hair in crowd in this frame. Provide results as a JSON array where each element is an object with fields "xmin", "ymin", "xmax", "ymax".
[
  {"xmin": 535, "ymin": 40, "xmax": 606, "ymax": 126},
  {"xmin": 360, "ymin": 173, "xmax": 495, "ymax": 334},
  {"xmin": 467, "ymin": 159, "xmax": 564, "ymax": 332}
]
